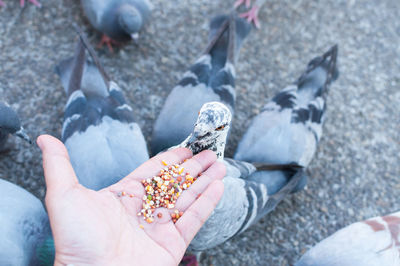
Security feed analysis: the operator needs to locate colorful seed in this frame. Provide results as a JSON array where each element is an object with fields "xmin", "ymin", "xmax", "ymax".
[
  {"xmin": 161, "ymin": 160, "xmax": 168, "ymax": 166},
  {"xmin": 139, "ymin": 161, "xmax": 198, "ymax": 223}
]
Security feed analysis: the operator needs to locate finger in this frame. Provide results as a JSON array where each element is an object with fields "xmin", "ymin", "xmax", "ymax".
[
  {"xmin": 174, "ymin": 161, "xmax": 225, "ymax": 211},
  {"xmin": 37, "ymin": 134, "xmax": 79, "ymax": 197},
  {"xmin": 175, "ymin": 180, "xmax": 224, "ymax": 246},
  {"xmin": 123, "ymin": 148, "xmax": 193, "ymax": 182},
  {"xmin": 178, "ymin": 150, "xmax": 217, "ymax": 180}
]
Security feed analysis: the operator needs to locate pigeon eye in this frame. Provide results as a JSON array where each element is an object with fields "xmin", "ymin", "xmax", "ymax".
[{"xmin": 215, "ymin": 125, "xmax": 225, "ymax": 131}]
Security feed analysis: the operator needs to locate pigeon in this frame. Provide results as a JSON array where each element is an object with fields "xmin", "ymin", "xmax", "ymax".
[
  {"xmin": 235, "ymin": 0, "xmax": 267, "ymax": 28},
  {"xmin": 80, "ymin": 0, "xmax": 152, "ymax": 51},
  {"xmin": 235, "ymin": 45, "xmax": 339, "ymax": 168},
  {"xmin": 296, "ymin": 211, "xmax": 400, "ymax": 266},
  {"xmin": 55, "ymin": 29, "xmax": 149, "ymax": 190},
  {"xmin": 0, "ymin": 178, "xmax": 54, "ymax": 266},
  {"xmin": 150, "ymin": 13, "xmax": 252, "ymax": 155},
  {"xmin": 180, "ymin": 46, "xmax": 339, "ymax": 253},
  {"xmin": 171, "ymin": 102, "xmax": 304, "ymax": 254},
  {"xmin": 0, "ymin": 102, "xmax": 31, "ymax": 151}
]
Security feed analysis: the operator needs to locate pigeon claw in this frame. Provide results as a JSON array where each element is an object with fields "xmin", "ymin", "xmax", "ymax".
[
  {"xmin": 239, "ymin": 6, "xmax": 261, "ymax": 29},
  {"xmin": 20, "ymin": 0, "xmax": 41, "ymax": 7},
  {"xmin": 234, "ymin": 0, "xmax": 252, "ymax": 8},
  {"xmin": 181, "ymin": 255, "xmax": 198, "ymax": 266},
  {"xmin": 97, "ymin": 34, "xmax": 121, "ymax": 53}
]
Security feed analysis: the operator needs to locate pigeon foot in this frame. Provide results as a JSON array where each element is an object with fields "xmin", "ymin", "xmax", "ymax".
[
  {"xmin": 97, "ymin": 34, "xmax": 121, "ymax": 53},
  {"xmin": 20, "ymin": 0, "xmax": 41, "ymax": 7},
  {"xmin": 181, "ymin": 255, "xmax": 198, "ymax": 266},
  {"xmin": 239, "ymin": 5, "xmax": 261, "ymax": 28}
]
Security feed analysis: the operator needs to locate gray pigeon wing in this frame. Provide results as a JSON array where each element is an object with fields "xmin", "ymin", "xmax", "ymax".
[
  {"xmin": 234, "ymin": 86, "xmax": 319, "ymax": 167},
  {"xmin": 0, "ymin": 179, "xmax": 50, "ymax": 266},
  {"xmin": 189, "ymin": 159, "xmax": 269, "ymax": 251},
  {"xmin": 235, "ymin": 45, "xmax": 338, "ymax": 167},
  {"xmin": 65, "ymin": 114, "xmax": 149, "ymax": 190},
  {"xmin": 296, "ymin": 211, "xmax": 400, "ymax": 266}
]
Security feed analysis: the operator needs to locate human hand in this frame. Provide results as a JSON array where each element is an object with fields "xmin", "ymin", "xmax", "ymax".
[{"xmin": 37, "ymin": 135, "xmax": 225, "ymax": 266}]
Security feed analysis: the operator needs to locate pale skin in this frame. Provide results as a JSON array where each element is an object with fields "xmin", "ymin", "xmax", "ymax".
[{"xmin": 37, "ymin": 135, "xmax": 225, "ymax": 266}]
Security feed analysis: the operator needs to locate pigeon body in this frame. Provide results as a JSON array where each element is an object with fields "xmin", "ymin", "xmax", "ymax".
[
  {"xmin": 0, "ymin": 102, "xmax": 31, "ymax": 150},
  {"xmin": 0, "ymin": 179, "xmax": 53, "ymax": 266},
  {"xmin": 151, "ymin": 14, "xmax": 251, "ymax": 154},
  {"xmin": 56, "ymin": 31, "xmax": 149, "ymax": 190},
  {"xmin": 81, "ymin": 0, "xmax": 152, "ymax": 42},
  {"xmin": 235, "ymin": 45, "xmax": 339, "ymax": 167},
  {"xmin": 296, "ymin": 211, "xmax": 400, "ymax": 266},
  {"xmin": 190, "ymin": 158, "xmax": 304, "ymax": 251}
]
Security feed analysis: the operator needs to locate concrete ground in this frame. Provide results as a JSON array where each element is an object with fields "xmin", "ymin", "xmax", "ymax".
[{"xmin": 0, "ymin": 0, "xmax": 399, "ymax": 265}]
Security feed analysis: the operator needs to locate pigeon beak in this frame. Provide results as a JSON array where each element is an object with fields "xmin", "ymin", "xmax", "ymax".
[
  {"xmin": 130, "ymin": 33, "xmax": 139, "ymax": 41},
  {"xmin": 184, "ymin": 134, "xmax": 198, "ymax": 148},
  {"xmin": 14, "ymin": 127, "xmax": 32, "ymax": 144}
]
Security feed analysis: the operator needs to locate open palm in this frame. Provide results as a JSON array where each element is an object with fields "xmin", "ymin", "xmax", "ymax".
[{"xmin": 38, "ymin": 135, "xmax": 225, "ymax": 266}]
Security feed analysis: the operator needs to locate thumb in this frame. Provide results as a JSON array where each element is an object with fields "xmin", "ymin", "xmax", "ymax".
[{"xmin": 37, "ymin": 134, "xmax": 79, "ymax": 197}]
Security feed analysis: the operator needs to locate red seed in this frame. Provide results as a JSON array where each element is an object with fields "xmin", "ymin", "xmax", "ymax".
[
  {"xmin": 157, "ymin": 213, "xmax": 162, "ymax": 218},
  {"xmin": 171, "ymin": 213, "xmax": 176, "ymax": 219},
  {"xmin": 179, "ymin": 211, "xmax": 184, "ymax": 217},
  {"xmin": 177, "ymin": 176, "xmax": 182, "ymax": 182}
]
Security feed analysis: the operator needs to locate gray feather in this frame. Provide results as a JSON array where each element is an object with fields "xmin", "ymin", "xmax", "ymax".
[
  {"xmin": 296, "ymin": 211, "xmax": 400, "ymax": 266},
  {"xmin": 0, "ymin": 179, "xmax": 51, "ymax": 266},
  {"xmin": 235, "ymin": 45, "xmax": 339, "ymax": 167}
]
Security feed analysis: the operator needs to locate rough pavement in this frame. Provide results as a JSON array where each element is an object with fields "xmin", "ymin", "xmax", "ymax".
[{"xmin": 0, "ymin": 0, "xmax": 399, "ymax": 265}]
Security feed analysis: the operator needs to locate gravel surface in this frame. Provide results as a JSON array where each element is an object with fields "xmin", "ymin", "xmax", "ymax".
[{"xmin": 0, "ymin": 0, "xmax": 399, "ymax": 265}]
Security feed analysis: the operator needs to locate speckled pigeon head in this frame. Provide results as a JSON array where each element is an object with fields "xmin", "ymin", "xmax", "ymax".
[
  {"xmin": 0, "ymin": 102, "xmax": 31, "ymax": 143},
  {"xmin": 0, "ymin": 103, "xmax": 22, "ymax": 134},
  {"xmin": 182, "ymin": 102, "xmax": 232, "ymax": 158},
  {"xmin": 118, "ymin": 5, "xmax": 143, "ymax": 39}
]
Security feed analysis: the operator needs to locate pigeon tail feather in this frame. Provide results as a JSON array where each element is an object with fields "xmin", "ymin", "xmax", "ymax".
[
  {"xmin": 206, "ymin": 13, "xmax": 251, "ymax": 66},
  {"xmin": 296, "ymin": 44, "xmax": 339, "ymax": 98}
]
